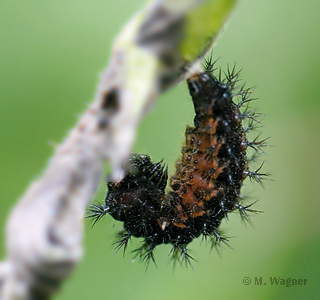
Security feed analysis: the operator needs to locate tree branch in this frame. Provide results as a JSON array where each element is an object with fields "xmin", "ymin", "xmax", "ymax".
[{"xmin": 0, "ymin": 0, "xmax": 238, "ymax": 299}]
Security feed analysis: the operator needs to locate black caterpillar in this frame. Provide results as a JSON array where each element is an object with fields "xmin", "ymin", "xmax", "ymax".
[{"xmin": 88, "ymin": 60, "xmax": 268, "ymax": 268}]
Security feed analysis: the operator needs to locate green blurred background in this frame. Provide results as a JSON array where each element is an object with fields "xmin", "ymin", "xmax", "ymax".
[{"xmin": 1, "ymin": 0, "xmax": 320, "ymax": 299}]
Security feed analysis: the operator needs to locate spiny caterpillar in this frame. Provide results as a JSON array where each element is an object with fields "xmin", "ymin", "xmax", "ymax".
[{"xmin": 87, "ymin": 59, "xmax": 268, "ymax": 268}]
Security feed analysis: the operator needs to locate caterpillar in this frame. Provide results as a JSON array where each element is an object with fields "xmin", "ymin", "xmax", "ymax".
[{"xmin": 87, "ymin": 59, "xmax": 268, "ymax": 268}]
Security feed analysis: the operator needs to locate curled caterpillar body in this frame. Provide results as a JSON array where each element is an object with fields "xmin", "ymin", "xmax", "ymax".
[{"xmin": 87, "ymin": 63, "xmax": 268, "ymax": 268}]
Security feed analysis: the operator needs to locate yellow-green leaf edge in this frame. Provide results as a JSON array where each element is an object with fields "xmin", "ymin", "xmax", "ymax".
[{"xmin": 181, "ymin": 0, "xmax": 238, "ymax": 62}]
